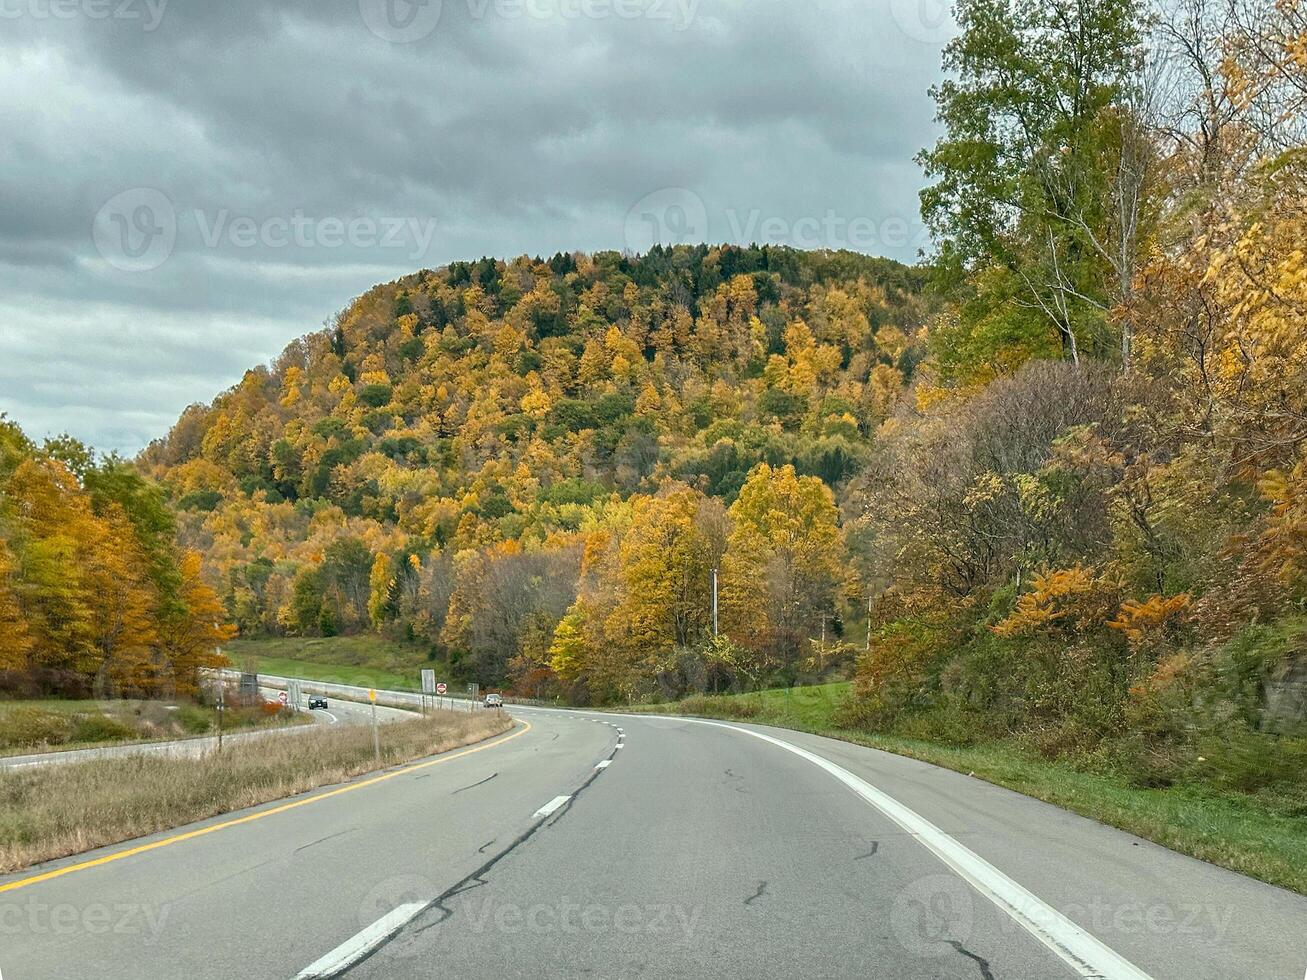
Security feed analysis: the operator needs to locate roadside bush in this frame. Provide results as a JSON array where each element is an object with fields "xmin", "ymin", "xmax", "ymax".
[
  {"xmin": 174, "ymin": 704, "xmax": 215, "ymax": 735},
  {"xmin": 69, "ymin": 715, "xmax": 137, "ymax": 744},
  {"xmin": 0, "ymin": 709, "xmax": 73, "ymax": 749}
]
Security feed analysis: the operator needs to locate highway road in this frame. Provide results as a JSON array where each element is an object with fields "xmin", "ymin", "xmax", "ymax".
[
  {"xmin": 0, "ymin": 690, "xmax": 414, "ymax": 771},
  {"xmin": 1, "ymin": 698, "xmax": 1304, "ymax": 979}
]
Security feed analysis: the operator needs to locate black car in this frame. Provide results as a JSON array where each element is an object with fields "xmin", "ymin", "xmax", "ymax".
[{"xmin": 308, "ymin": 697, "xmax": 329, "ymax": 710}]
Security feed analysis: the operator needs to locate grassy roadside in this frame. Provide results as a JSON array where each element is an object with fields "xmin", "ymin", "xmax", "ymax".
[
  {"xmin": 225, "ymin": 635, "xmax": 457, "ymax": 693},
  {"xmin": 0, "ymin": 709, "xmax": 512, "ymax": 874},
  {"xmin": 630, "ymin": 685, "xmax": 1307, "ymax": 896},
  {"xmin": 0, "ymin": 698, "xmax": 309, "ymax": 759}
]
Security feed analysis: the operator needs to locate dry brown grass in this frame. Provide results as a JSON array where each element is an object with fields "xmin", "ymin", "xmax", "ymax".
[{"xmin": 0, "ymin": 709, "xmax": 513, "ymax": 873}]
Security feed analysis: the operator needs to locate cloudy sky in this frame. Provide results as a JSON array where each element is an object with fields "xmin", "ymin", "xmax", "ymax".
[{"xmin": 0, "ymin": 0, "xmax": 952, "ymax": 454}]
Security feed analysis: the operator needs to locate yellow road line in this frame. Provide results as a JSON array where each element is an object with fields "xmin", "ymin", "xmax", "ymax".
[{"xmin": 0, "ymin": 719, "xmax": 532, "ymax": 895}]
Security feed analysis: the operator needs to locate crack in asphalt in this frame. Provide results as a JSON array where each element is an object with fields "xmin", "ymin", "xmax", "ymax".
[
  {"xmin": 477, "ymin": 839, "xmax": 496, "ymax": 854},
  {"xmin": 294, "ymin": 828, "xmax": 356, "ymax": 854},
  {"xmin": 946, "ymin": 940, "xmax": 996, "ymax": 980},
  {"xmin": 451, "ymin": 772, "xmax": 498, "ymax": 795},
  {"xmin": 744, "ymin": 881, "xmax": 768, "ymax": 906},
  {"xmin": 336, "ymin": 745, "xmax": 613, "ymax": 975}
]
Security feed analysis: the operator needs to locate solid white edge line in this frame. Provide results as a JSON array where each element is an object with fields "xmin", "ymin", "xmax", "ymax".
[
  {"xmin": 296, "ymin": 902, "xmax": 426, "ymax": 979},
  {"xmin": 595, "ymin": 760, "xmax": 612, "ymax": 769},
  {"xmin": 533, "ymin": 795, "xmax": 572, "ymax": 819},
  {"xmin": 692, "ymin": 720, "xmax": 1153, "ymax": 980}
]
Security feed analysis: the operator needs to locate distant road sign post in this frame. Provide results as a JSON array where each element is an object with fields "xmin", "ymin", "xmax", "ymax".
[
  {"xmin": 421, "ymin": 670, "xmax": 436, "ymax": 715},
  {"xmin": 369, "ymin": 690, "xmax": 380, "ymax": 761}
]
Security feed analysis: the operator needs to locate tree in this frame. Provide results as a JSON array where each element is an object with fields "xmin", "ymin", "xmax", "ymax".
[
  {"xmin": 159, "ymin": 552, "xmax": 234, "ymax": 696},
  {"xmin": 0, "ymin": 539, "xmax": 31, "ymax": 672},
  {"xmin": 613, "ymin": 484, "xmax": 725, "ymax": 656},
  {"xmin": 368, "ymin": 552, "xmax": 396, "ymax": 630},
  {"xmin": 920, "ymin": 0, "xmax": 1148, "ymax": 369},
  {"xmin": 721, "ymin": 464, "xmax": 844, "ymax": 670}
]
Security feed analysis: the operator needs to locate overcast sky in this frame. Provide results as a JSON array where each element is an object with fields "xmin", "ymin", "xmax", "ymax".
[{"xmin": 0, "ymin": 0, "xmax": 952, "ymax": 454}]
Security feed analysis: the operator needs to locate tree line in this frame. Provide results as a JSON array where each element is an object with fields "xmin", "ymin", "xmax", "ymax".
[{"xmin": 0, "ymin": 420, "xmax": 231, "ymax": 699}]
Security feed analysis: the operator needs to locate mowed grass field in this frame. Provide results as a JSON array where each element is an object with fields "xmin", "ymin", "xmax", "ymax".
[
  {"xmin": 632, "ymin": 684, "xmax": 1307, "ymax": 896},
  {"xmin": 225, "ymin": 635, "xmax": 459, "ymax": 694}
]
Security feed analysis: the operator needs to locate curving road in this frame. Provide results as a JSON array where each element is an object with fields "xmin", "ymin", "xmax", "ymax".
[
  {"xmin": 1, "ymin": 698, "xmax": 1304, "ymax": 979},
  {"xmin": 0, "ymin": 690, "xmax": 414, "ymax": 771}
]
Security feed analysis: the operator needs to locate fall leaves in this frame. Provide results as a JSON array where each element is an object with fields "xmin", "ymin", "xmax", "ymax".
[
  {"xmin": 540, "ymin": 467, "xmax": 843, "ymax": 703},
  {"xmin": 0, "ymin": 419, "xmax": 232, "ymax": 697}
]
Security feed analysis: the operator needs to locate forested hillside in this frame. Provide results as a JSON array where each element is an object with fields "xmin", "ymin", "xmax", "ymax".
[
  {"xmin": 133, "ymin": 0, "xmax": 1307, "ymax": 804},
  {"xmin": 141, "ymin": 246, "xmax": 931, "ymax": 699}
]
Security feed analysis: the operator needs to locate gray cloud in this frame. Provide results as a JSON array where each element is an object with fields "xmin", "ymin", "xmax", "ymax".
[{"xmin": 0, "ymin": 0, "xmax": 950, "ymax": 453}]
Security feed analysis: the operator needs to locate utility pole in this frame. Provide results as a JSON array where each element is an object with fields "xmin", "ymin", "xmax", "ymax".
[
  {"xmin": 216, "ymin": 688, "xmax": 225, "ymax": 754},
  {"xmin": 867, "ymin": 595, "xmax": 873, "ymax": 652},
  {"xmin": 712, "ymin": 567, "xmax": 719, "ymax": 638},
  {"xmin": 369, "ymin": 690, "xmax": 381, "ymax": 763}
]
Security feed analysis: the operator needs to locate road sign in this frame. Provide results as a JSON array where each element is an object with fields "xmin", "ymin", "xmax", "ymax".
[
  {"xmin": 277, "ymin": 691, "xmax": 288, "ymax": 705},
  {"xmin": 421, "ymin": 669, "xmax": 436, "ymax": 695},
  {"xmin": 436, "ymin": 682, "xmax": 447, "ymax": 696},
  {"xmin": 369, "ymin": 689, "xmax": 377, "ymax": 703}
]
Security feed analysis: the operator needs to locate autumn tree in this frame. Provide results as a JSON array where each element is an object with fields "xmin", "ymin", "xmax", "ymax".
[{"xmin": 721, "ymin": 464, "xmax": 844, "ymax": 670}]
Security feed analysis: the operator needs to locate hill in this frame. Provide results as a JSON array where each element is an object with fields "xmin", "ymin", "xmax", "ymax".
[{"xmin": 141, "ymin": 245, "xmax": 933, "ymax": 696}]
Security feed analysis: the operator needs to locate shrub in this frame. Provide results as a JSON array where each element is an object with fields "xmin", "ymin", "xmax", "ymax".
[
  {"xmin": 69, "ymin": 715, "xmax": 137, "ymax": 744},
  {"xmin": 0, "ymin": 709, "xmax": 73, "ymax": 749}
]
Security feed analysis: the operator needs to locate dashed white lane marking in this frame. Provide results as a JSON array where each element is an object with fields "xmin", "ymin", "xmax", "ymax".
[
  {"xmin": 533, "ymin": 795, "xmax": 572, "ymax": 819},
  {"xmin": 296, "ymin": 902, "xmax": 426, "ymax": 979},
  {"xmin": 595, "ymin": 760, "xmax": 612, "ymax": 769}
]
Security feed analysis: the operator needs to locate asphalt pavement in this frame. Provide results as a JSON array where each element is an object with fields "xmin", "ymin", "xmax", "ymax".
[{"xmin": 1, "ymin": 698, "xmax": 1303, "ymax": 980}]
